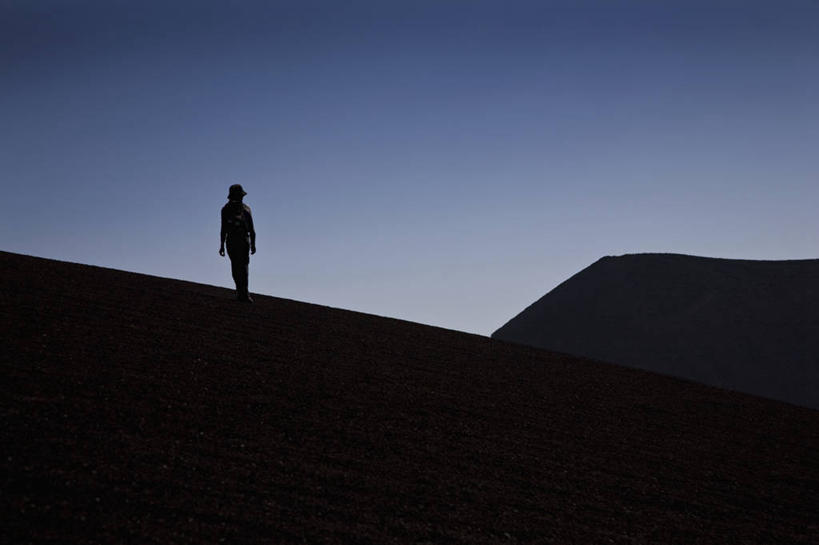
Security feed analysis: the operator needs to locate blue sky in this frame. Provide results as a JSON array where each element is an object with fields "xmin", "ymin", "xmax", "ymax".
[{"xmin": 2, "ymin": 0, "xmax": 818, "ymax": 335}]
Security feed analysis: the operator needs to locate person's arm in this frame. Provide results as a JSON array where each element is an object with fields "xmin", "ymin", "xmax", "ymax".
[
  {"xmin": 219, "ymin": 208, "xmax": 227, "ymax": 256},
  {"xmin": 246, "ymin": 206, "xmax": 256, "ymax": 254}
]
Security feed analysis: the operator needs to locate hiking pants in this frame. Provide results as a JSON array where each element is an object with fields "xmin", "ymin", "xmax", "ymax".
[{"xmin": 226, "ymin": 238, "xmax": 250, "ymax": 297}]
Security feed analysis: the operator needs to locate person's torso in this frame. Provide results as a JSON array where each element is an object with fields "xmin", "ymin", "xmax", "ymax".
[{"xmin": 223, "ymin": 201, "xmax": 250, "ymax": 236}]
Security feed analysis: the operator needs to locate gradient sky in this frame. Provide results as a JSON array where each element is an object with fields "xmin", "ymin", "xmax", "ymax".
[{"xmin": 2, "ymin": 0, "xmax": 818, "ymax": 335}]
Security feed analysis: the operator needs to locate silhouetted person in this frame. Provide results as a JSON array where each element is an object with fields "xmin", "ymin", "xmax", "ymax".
[{"xmin": 220, "ymin": 184, "xmax": 256, "ymax": 302}]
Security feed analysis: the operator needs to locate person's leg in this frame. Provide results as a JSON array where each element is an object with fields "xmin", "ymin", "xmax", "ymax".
[
  {"xmin": 237, "ymin": 258, "xmax": 250, "ymax": 300},
  {"xmin": 228, "ymin": 241, "xmax": 251, "ymax": 301},
  {"xmin": 230, "ymin": 257, "xmax": 243, "ymax": 296},
  {"xmin": 243, "ymin": 258, "xmax": 251, "ymax": 300}
]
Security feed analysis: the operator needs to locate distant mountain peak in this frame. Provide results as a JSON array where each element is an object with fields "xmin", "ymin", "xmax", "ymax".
[{"xmin": 493, "ymin": 253, "xmax": 819, "ymax": 409}]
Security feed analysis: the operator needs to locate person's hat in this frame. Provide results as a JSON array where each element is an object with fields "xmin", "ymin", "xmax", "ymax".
[{"xmin": 228, "ymin": 184, "xmax": 247, "ymax": 199}]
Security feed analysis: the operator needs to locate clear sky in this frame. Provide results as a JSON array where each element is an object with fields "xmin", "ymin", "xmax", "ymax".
[{"xmin": 2, "ymin": 0, "xmax": 818, "ymax": 335}]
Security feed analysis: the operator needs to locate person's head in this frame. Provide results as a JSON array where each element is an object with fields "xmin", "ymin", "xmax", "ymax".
[{"xmin": 228, "ymin": 184, "xmax": 247, "ymax": 201}]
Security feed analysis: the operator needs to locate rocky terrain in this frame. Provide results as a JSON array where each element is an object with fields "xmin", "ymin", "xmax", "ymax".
[{"xmin": 3, "ymin": 251, "xmax": 818, "ymax": 544}]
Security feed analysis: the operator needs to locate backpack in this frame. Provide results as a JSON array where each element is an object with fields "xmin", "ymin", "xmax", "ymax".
[{"xmin": 225, "ymin": 202, "xmax": 249, "ymax": 235}]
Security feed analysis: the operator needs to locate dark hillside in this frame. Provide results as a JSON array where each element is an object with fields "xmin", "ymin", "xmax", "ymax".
[
  {"xmin": 493, "ymin": 253, "xmax": 819, "ymax": 409},
  {"xmin": 2, "ymin": 251, "xmax": 819, "ymax": 544}
]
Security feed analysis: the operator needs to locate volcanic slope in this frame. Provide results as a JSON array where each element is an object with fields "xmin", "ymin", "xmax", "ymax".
[
  {"xmin": 493, "ymin": 253, "xmax": 819, "ymax": 410},
  {"xmin": 2, "ymin": 251, "xmax": 818, "ymax": 544}
]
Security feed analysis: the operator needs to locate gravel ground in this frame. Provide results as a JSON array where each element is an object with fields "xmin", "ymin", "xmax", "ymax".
[{"xmin": 3, "ymin": 251, "xmax": 818, "ymax": 544}]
